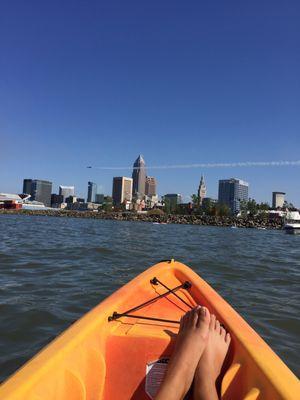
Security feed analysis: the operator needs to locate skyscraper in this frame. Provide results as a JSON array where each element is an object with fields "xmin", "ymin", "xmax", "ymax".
[
  {"xmin": 197, "ymin": 175, "xmax": 206, "ymax": 205},
  {"xmin": 132, "ymin": 155, "xmax": 146, "ymax": 199},
  {"xmin": 218, "ymin": 178, "xmax": 248, "ymax": 214},
  {"xmin": 87, "ymin": 182, "xmax": 97, "ymax": 202},
  {"xmin": 59, "ymin": 185, "xmax": 75, "ymax": 202},
  {"xmin": 145, "ymin": 176, "xmax": 157, "ymax": 197},
  {"xmin": 22, "ymin": 179, "xmax": 52, "ymax": 206},
  {"xmin": 112, "ymin": 177, "xmax": 133, "ymax": 205}
]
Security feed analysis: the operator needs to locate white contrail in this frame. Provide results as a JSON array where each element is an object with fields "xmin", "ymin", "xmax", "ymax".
[{"xmin": 87, "ymin": 160, "xmax": 300, "ymax": 170}]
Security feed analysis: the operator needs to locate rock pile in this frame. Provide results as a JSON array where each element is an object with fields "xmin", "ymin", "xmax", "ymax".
[{"xmin": 0, "ymin": 209, "xmax": 284, "ymax": 229}]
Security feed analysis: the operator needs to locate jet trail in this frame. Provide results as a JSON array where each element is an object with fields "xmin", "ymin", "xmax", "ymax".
[{"xmin": 87, "ymin": 160, "xmax": 300, "ymax": 170}]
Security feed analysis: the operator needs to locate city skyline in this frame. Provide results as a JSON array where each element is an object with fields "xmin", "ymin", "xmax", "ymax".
[
  {"xmin": 4, "ymin": 155, "xmax": 300, "ymax": 206},
  {"xmin": 1, "ymin": 2, "xmax": 299, "ymax": 206},
  {"xmin": 16, "ymin": 156, "xmax": 297, "ymax": 208}
]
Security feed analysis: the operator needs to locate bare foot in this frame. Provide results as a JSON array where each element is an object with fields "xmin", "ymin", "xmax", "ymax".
[
  {"xmin": 193, "ymin": 314, "xmax": 231, "ymax": 400},
  {"xmin": 155, "ymin": 306, "xmax": 210, "ymax": 400}
]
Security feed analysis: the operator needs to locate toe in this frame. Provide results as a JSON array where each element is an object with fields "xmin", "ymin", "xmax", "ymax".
[
  {"xmin": 181, "ymin": 312, "xmax": 189, "ymax": 329},
  {"xmin": 191, "ymin": 307, "xmax": 199, "ymax": 326},
  {"xmin": 196, "ymin": 306, "xmax": 210, "ymax": 327},
  {"xmin": 186, "ymin": 310, "xmax": 193, "ymax": 325},
  {"xmin": 220, "ymin": 327, "xmax": 226, "ymax": 338},
  {"xmin": 209, "ymin": 314, "xmax": 216, "ymax": 330},
  {"xmin": 215, "ymin": 319, "xmax": 220, "ymax": 332},
  {"xmin": 225, "ymin": 332, "xmax": 231, "ymax": 344},
  {"xmin": 179, "ymin": 316, "xmax": 184, "ymax": 330}
]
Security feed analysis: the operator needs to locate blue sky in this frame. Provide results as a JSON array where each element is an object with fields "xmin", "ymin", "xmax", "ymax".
[{"xmin": 1, "ymin": 1, "xmax": 299, "ymax": 205}]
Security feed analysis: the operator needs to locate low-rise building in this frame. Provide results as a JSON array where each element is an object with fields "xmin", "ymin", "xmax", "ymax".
[
  {"xmin": 0, "ymin": 193, "xmax": 29, "ymax": 209},
  {"xmin": 51, "ymin": 194, "xmax": 64, "ymax": 208},
  {"xmin": 67, "ymin": 202, "xmax": 99, "ymax": 211},
  {"xmin": 66, "ymin": 196, "xmax": 77, "ymax": 204}
]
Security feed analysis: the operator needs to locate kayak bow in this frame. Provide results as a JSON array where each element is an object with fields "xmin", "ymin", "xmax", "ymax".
[{"xmin": 0, "ymin": 260, "xmax": 298, "ymax": 399}]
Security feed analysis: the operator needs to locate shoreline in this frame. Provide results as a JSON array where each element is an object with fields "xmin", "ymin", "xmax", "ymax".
[{"xmin": 0, "ymin": 209, "xmax": 284, "ymax": 229}]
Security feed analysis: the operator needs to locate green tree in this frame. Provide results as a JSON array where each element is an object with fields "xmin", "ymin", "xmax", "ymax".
[
  {"xmin": 101, "ymin": 196, "xmax": 113, "ymax": 212},
  {"xmin": 191, "ymin": 194, "xmax": 199, "ymax": 207},
  {"xmin": 202, "ymin": 199, "xmax": 213, "ymax": 215},
  {"xmin": 163, "ymin": 198, "xmax": 171, "ymax": 214},
  {"xmin": 218, "ymin": 203, "xmax": 230, "ymax": 216},
  {"xmin": 258, "ymin": 202, "xmax": 270, "ymax": 211},
  {"xmin": 239, "ymin": 200, "xmax": 248, "ymax": 216},
  {"xmin": 247, "ymin": 198, "xmax": 258, "ymax": 216}
]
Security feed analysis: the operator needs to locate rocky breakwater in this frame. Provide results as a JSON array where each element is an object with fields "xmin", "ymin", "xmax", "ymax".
[{"xmin": 0, "ymin": 209, "xmax": 284, "ymax": 229}]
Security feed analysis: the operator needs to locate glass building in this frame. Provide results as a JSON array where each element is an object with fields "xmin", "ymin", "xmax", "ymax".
[
  {"xmin": 23, "ymin": 179, "xmax": 33, "ymax": 195},
  {"xmin": 87, "ymin": 182, "xmax": 97, "ymax": 202},
  {"xmin": 132, "ymin": 155, "xmax": 146, "ymax": 199},
  {"xmin": 218, "ymin": 178, "xmax": 249, "ymax": 214},
  {"xmin": 23, "ymin": 179, "xmax": 52, "ymax": 206}
]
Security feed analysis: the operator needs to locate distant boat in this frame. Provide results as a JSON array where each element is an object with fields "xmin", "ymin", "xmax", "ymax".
[
  {"xmin": 230, "ymin": 225, "xmax": 237, "ymax": 229},
  {"xmin": 284, "ymin": 211, "xmax": 300, "ymax": 234}
]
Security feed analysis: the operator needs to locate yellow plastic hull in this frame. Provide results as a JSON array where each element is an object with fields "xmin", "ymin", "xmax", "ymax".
[{"xmin": 0, "ymin": 260, "xmax": 298, "ymax": 399}]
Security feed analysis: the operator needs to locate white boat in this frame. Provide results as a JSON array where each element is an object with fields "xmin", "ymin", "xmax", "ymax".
[{"xmin": 284, "ymin": 211, "xmax": 300, "ymax": 234}]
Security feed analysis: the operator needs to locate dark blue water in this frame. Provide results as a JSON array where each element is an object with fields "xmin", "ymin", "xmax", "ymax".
[{"xmin": 0, "ymin": 214, "xmax": 299, "ymax": 382}]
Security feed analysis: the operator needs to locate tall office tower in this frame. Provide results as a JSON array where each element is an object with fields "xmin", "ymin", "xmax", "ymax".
[
  {"xmin": 31, "ymin": 180, "xmax": 52, "ymax": 206},
  {"xmin": 272, "ymin": 192, "xmax": 285, "ymax": 209},
  {"xmin": 218, "ymin": 178, "xmax": 248, "ymax": 214},
  {"xmin": 87, "ymin": 181, "xmax": 97, "ymax": 202},
  {"xmin": 59, "ymin": 185, "xmax": 75, "ymax": 202},
  {"xmin": 145, "ymin": 176, "xmax": 157, "ymax": 197},
  {"xmin": 132, "ymin": 155, "xmax": 146, "ymax": 199},
  {"xmin": 23, "ymin": 179, "xmax": 33, "ymax": 195},
  {"xmin": 112, "ymin": 177, "xmax": 133, "ymax": 205},
  {"xmin": 197, "ymin": 175, "xmax": 206, "ymax": 205}
]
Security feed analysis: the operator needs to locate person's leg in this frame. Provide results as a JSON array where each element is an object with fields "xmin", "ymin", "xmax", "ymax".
[
  {"xmin": 155, "ymin": 306, "xmax": 210, "ymax": 400},
  {"xmin": 193, "ymin": 314, "xmax": 231, "ymax": 400}
]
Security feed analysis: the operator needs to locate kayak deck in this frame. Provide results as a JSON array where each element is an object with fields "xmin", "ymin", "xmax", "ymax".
[{"xmin": 0, "ymin": 260, "xmax": 298, "ymax": 399}]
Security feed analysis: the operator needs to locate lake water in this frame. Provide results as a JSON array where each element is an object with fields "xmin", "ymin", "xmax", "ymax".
[{"xmin": 0, "ymin": 214, "xmax": 299, "ymax": 382}]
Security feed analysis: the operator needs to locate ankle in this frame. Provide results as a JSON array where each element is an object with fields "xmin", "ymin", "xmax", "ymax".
[{"xmin": 193, "ymin": 377, "xmax": 218, "ymax": 400}]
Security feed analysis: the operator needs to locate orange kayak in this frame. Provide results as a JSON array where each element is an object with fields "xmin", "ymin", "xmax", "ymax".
[{"xmin": 0, "ymin": 260, "xmax": 298, "ymax": 399}]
